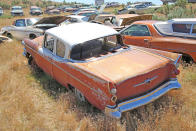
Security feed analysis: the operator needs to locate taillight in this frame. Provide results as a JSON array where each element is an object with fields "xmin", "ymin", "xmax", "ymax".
[
  {"xmin": 169, "ymin": 63, "xmax": 180, "ymax": 79},
  {"xmin": 12, "ymin": 21, "xmax": 15, "ymax": 25}
]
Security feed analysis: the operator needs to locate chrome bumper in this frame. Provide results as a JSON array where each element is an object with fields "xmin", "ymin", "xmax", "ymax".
[{"xmin": 105, "ymin": 79, "xmax": 181, "ymax": 118}]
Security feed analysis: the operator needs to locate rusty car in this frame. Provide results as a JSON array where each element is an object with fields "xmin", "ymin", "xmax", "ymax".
[
  {"xmin": 92, "ymin": 14, "xmax": 152, "ymax": 31},
  {"xmin": 1, "ymin": 16, "xmax": 67, "ymax": 40},
  {"xmin": 45, "ymin": 6, "xmax": 60, "ymax": 15},
  {"xmin": 120, "ymin": 19, "xmax": 196, "ymax": 62},
  {"xmin": 22, "ymin": 22, "xmax": 181, "ymax": 118},
  {"xmin": 30, "ymin": 6, "xmax": 43, "ymax": 15}
]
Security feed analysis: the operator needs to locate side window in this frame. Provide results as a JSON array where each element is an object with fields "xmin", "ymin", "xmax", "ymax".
[
  {"xmin": 15, "ymin": 19, "xmax": 26, "ymax": 27},
  {"xmin": 44, "ymin": 34, "xmax": 54, "ymax": 52},
  {"xmin": 70, "ymin": 18, "xmax": 78, "ymax": 23},
  {"xmin": 172, "ymin": 24, "xmax": 191, "ymax": 33},
  {"xmin": 26, "ymin": 19, "xmax": 33, "ymax": 26},
  {"xmin": 122, "ymin": 25, "xmax": 151, "ymax": 36},
  {"xmin": 192, "ymin": 24, "xmax": 196, "ymax": 34},
  {"xmin": 56, "ymin": 40, "xmax": 66, "ymax": 58}
]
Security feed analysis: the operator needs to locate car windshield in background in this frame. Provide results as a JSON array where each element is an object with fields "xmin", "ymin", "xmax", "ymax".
[
  {"xmin": 70, "ymin": 35, "xmax": 126, "ymax": 61},
  {"xmin": 0, "ymin": 8, "xmax": 2, "ymax": 10},
  {"xmin": 12, "ymin": 7, "xmax": 22, "ymax": 10},
  {"xmin": 31, "ymin": 8, "xmax": 41, "ymax": 11},
  {"xmin": 81, "ymin": 12, "xmax": 96, "ymax": 17}
]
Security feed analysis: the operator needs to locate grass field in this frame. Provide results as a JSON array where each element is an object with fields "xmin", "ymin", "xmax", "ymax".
[{"xmin": 0, "ymin": 7, "xmax": 196, "ymax": 131}]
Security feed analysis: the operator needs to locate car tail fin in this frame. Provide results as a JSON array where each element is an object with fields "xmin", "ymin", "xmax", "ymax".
[{"xmin": 174, "ymin": 54, "xmax": 182, "ymax": 68}]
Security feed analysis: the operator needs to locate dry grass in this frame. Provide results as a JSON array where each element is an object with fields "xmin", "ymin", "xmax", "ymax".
[{"xmin": 0, "ymin": 16, "xmax": 196, "ymax": 130}]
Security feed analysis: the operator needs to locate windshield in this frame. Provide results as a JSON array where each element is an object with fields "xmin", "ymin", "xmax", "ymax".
[
  {"xmin": 0, "ymin": 8, "xmax": 2, "ymax": 11},
  {"xmin": 70, "ymin": 35, "xmax": 127, "ymax": 61},
  {"xmin": 12, "ymin": 7, "xmax": 22, "ymax": 10},
  {"xmin": 27, "ymin": 18, "xmax": 40, "ymax": 26},
  {"xmin": 31, "ymin": 8, "xmax": 41, "ymax": 11}
]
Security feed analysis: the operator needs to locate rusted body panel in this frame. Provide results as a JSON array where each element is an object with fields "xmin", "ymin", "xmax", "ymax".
[
  {"xmin": 93, "ymin": 14, "xmax": 152, "ymax": 31},
  {"xmin": 121, "ymin": 20, "xmax": 196, "ymax": 62}
]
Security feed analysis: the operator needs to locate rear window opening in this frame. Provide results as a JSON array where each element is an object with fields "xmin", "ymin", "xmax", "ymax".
[{"xmin": 70, "ymin": 35, "xmax": 128, "ymax": 60}]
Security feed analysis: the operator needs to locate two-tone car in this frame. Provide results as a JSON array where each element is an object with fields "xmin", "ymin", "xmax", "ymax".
[
  {"xmin": 121, "ymin": 19, "xmax": 196, "ymax": 63},
  {"xmin": 11, "ymin": 6, "xmax": 24, "ymax": 16},
  {"xmin": 22, "ymin": 22, "xmax": 181, "ymax": 118}
]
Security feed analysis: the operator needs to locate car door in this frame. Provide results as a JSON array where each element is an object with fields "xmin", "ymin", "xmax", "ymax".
[
  {"xmin": 121, "ymin": 24, "xmax": 152, "ymax": 48},
  {"xmin": 11, "ymin": 19, "xmax": 28, "ymax": 39},
  {"xmin": 42, "ymin": 34, "xmax": 55, "ymax": 76}
]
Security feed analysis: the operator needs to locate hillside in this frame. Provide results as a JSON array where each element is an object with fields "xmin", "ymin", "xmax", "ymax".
[{"xmin": 0, "ymin": 0, "xmax": 63, "ymax": 9}]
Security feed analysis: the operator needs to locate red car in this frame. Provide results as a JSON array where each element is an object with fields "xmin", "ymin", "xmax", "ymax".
[{"xmin": 23, "ymin": 23, "xmax": 181, "ymax": 118}]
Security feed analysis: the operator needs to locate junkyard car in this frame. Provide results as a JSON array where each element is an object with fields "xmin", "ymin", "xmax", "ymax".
[
  {"xmin": 0, "ymin": 7, "xmax": 3, "ymax": 16},
  {"xmin": 60, "ymin": 15, "xmax": 89, "ymax": 25},
  {"xmin": 1, "ymin": 16, "xmax": 67, "ymax": 40},
  {"xmin": 121, "ymin": 19, "xmax": 196, "ymax": 62},
  {"xmin": 93, "ymin": 14, "xmax": 152, "ymax": 31},
  {"xmin": 23, "ymin": 22, "xmax": 181, "ymax": 118},
  {"xmin": 118, "ymin": 2, "xmax": 160, "ymax": 14},
  {"xmin": 30, "ymin": 6, "xmax": 43, "ymax": 15},
  {"xmin": 45, "ymin": 6, "xmax": 60, "ymax": 15},
  {"xmin": 0, "ymin": 35, "xmax": 12, "ymax": 44},
  {"xmin": 11, "ymin": 6, "xmax": 24, "ymax": 16}
]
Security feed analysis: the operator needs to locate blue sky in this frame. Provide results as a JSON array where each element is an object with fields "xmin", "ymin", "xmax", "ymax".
[{"xmin": 54, "ymin": 0, "xmax": 163, "ymax": 5}]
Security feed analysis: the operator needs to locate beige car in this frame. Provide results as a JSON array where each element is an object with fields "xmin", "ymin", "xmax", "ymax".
[{"xmin": 92, "ymin": 14, "xmax": 152, "ymax": 31}]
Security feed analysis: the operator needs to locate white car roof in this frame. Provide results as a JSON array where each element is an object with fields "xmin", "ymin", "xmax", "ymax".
[
  {"xmin": 46, "ymin": 22, "xmax": 119, "ymax": 47},
  {"xmin": 168, "ymin": 18, "xmax": 196, "ymax": 24},
  {"xmin": 68, "ymin": 15, "xmax": 87, "ymax": 19}
]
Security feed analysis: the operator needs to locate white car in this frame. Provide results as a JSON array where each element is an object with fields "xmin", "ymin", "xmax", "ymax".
[
  {"xmin": 60, "ymin": 15, "xmax": 89, "ymax": 25},
  {"xmin": 118, "ymin": 4, "xmax": 160, "ymax": 14},
  {"xmin": 11, "ymin": 6, "xmax": 24, "ymax": 16},
  {"xmin": 1, "ymin": 16, "xmax": 67, "ymax": 40}
]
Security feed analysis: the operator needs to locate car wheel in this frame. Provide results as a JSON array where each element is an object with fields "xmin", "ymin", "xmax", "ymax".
[
  {"xmin": 129, "ymin": 11, "xmax": 136, "ymax": 14},
  {"xmin": 29, "ymin": 34, "xmax": 36, "ymax": 39},
  {"xmin": 74, "ymin": 88, "xmax": 86, "ymax": 102},
  {"xmin": 7, "ymin": 33, "xmax": 13, "ymax": 38},
  {"xmin": 28, "ymin": 56, "xmax": 42, "ymax": 73}
]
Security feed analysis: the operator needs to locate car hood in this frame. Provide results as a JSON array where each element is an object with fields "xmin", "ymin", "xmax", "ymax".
[
  {"xmin": 73, "ymin": 47, "xmax": 170, "ymax": 84},
  {"xmin": 34, "ymin": 16, "xmax": 68, "ymax": 25},
  {"xmin": 120, "ymin": 14, "xmax": 152, "ymax": 26}
]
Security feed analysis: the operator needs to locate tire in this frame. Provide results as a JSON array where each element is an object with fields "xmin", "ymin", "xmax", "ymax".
[
  {"xmin": 7, "ymin": 33, "xmax": 13, "ymax": 38},
  {"xmin": 74, "ymin": 88, "xmax": 86, "ymax": 102},
  {"xmin": 129, "ymin": 11, "xmax": 136, "ymax": 14},
  {"xmin": 28, "ymin": 56, "xmax": 42, "ymax": 73},
  {"xmin": 29, "ymin": 34, "xmax": 36, "ymax": 40}
]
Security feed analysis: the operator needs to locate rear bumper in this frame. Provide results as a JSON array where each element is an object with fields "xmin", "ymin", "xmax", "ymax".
[{"xmin": 105, "ymin": 79, "xmax": 181, "ymax": 118}]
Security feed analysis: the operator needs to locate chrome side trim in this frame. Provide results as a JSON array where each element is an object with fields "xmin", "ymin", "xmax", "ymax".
[{"xmin": 105, "ymin": 79, "xmax": 181, "ymax": 118}]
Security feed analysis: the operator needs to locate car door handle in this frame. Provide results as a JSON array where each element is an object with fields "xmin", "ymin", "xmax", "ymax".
[{"xmin": 144, "ymin": 39, "xmax": 149, "ymax": 42}]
